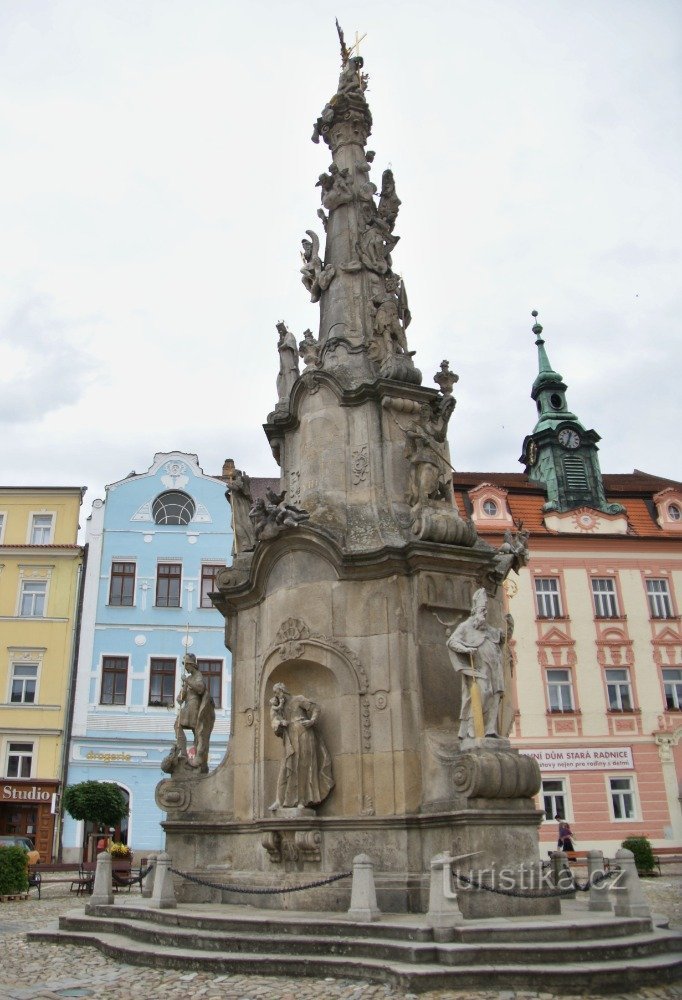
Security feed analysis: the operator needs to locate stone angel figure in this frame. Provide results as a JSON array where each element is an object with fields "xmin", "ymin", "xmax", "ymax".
[{"xmin": 300, "ymin": 229, "xmax": 336, "ymax": 302}]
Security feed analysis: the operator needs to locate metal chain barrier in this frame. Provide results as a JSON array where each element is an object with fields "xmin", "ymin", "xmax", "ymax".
[
  {"xmin": 453, "ymin": 866, "xmax": 619, "ymax": 899},
  {"xmin": 112, "ymin": 864, "xmax": 154, "ymax": 889},
  {"xmin": 169, "ymin": 866, "xmax": 352, "ymax": 896}
]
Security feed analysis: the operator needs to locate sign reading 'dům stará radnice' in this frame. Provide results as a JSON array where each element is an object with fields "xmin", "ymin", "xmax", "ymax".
[{"xmin": 520, "ymin": 747, "xmax": 633, "ymax": 771}]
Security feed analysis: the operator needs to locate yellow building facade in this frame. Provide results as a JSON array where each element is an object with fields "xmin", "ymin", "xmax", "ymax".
[{"xmin": 0, "ymin": 487, "xmax": 84, "ymax": 861}]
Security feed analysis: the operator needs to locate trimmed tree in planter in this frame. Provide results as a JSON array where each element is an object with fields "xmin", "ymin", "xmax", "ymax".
[
  {"xmin": 63, "ymin": 781, "xmax": 129, "ymax": 858},
  {"xmin": 621, "ymin": 836, "xmax": 656, "ymax": 875},
  {"xmin": 0, "ymin": 846, "xmax": 29, "ymax": 896}
]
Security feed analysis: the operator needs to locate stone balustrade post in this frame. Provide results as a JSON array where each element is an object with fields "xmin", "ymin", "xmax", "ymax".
[
  {"xmin": 347, "ymin": 853, "xmax": 380, "ymax": 921},
  {"xmin": 550, "ymin": 851, "xmax": 575, "ymax": 899},
  {"xmin": 85, "ymin": 850, "xmax": 113, "ymax": 912},
  {"xmin": 587, "ymin": 850, "xmax": 612, "ymax": 912},
  {"xmin": 612, "ymin": 848, "xmax": 651, "ymax": 921},
  {"xmin": 141, "ymin": 853, "xmax": 158, "ymax": 899},
  {"xmin": 151, "ymin": 851, "xmax": 177, "ymax": 910},
  {"xmin": 426, "ymin": 852, "xmax": 461, "ymax": 936}
]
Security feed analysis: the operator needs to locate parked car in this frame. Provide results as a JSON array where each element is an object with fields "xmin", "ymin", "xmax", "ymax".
[{"xmin": 0, "ymin": 835, "xmax": 40, "ymax": 864}]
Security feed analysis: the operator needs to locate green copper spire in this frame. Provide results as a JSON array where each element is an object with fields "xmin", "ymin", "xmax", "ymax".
[{"xmin": 520, "ymin": 310, "xmax": 624, "ymax": 515}]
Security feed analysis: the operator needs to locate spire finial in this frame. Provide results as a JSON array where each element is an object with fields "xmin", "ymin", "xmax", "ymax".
[{"xmin": 531, "ymin": 309, "xmax": 543, "ymax": 341}]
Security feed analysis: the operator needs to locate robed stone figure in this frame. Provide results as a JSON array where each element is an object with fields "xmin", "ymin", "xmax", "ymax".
[
  {"xmin": 173, "ymin": 653, "xmax": 216, "ymax": 769},
  {"xmin": 268, "ymin": 682, "xmax": 334, "ymax": 811},
  {"xmin": 447, "ymin": 589, "xmax": 505, "ymax": 740}
]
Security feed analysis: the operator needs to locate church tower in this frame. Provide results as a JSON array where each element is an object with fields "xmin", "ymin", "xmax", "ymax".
[{"xmin": 520, "ymin": 311, "xmax": 624, "ymax": 516}]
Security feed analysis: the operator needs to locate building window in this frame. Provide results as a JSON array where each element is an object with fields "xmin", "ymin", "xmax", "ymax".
[
  {"xmin": 535, "ymin": 578, "xmax": 563, "ymax": 618},
  {"xmin": 100, "ymin": 656, "xmax": 129, "ymax": 706},
  {"xmin": 7, "ymin": 742, "xmax": 33, "ymax": 778},
  {"xmin": 30, "ymin": 513, "xmax": 54, "ymax": 544},
  {"xmin": 200, "ymin": 564, "xmax": 224, "ymax": 609},
  {"xmin": 605, "ymin": 668, "xmax": 633, "ymax": 711},
  {"xmin": 10, "ymin": 663, "xmax": 38, "ymax": 704},
  {"xmin": 662, "ymin": 668, "xmax": 682, "ymax": 710},
  {"xmin": 156, "ymin": 563, "xmax": 182, "ymax": 608},
  {"xmin": 0, "ymin": 512, "xmax": 5, "ymax": 542},
  {"xmin": 592, "ymin": 578, "xmax": 619, "ymax": 618},
  {"xmin": 152, "ymin": 491, "xmax": 196, "ymax": 526},
  {"xmin": 149, "ymin": 658, "xmax": 176, "ymax": 706},
  {"xmin": 109, "ymin": 562, "xmax": 136, "ymax": 606},
  {"xmin": 542, "ymin": 778, "xmax": 568, "ymax": 821},
  {"xmin": 609, "ymin": 776, "xmax": 636, "ymax": 820},
  {"xmin": 19, "ymin": 580, "xmax": 46, "ymax": 617},
  {"xmin": 546, "ymin": 668, "xmax": 574, "ymax": 712},
  {"xmin": 646, "ymin": 579, "xmax": 673, "ymax": 619},
  {"xmin": 482, "ymin": 499, "xmax": 498, "ymax": 516},
  {"xmin": 197, "ymin": 658, "xmax": 222, "ymax": 708},
  {"xmin": 669, "ymin": 504, "xmax": 682, "ymax": 521}
]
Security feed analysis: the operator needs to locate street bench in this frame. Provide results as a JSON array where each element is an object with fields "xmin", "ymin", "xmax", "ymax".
[
  {"xmin": 652, "ymin": 846, "xmax": 682, "ymax": 874},
  {"xmin": 28, "ymin": 863, "xmax": 94, "ymax": 899}
]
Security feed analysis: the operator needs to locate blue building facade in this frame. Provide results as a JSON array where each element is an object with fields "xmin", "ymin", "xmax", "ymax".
[{"xmin": 63, "ymin": 452, "xmax": 232, "ymax": 859}]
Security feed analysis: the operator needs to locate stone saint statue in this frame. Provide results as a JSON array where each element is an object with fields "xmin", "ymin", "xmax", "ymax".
[
  {"xmin": 276, "ymin": 322, "xmax": 300, "ymax": 404},
  {"xmin": 446, "ymin": 589, "xmax": 505, "ymax": 740},
  {"xmin": 166, "ymin": 653, "xmax": 216, "ymax": 771},
  {"xmin": 268, "ymin": 682, "xmax": 334, "ymax": 811},
  {"xmin": 224, "ymin": 467, "xmax": 256, "ymax": 554}
]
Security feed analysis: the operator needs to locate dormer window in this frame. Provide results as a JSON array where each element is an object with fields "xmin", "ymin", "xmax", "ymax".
[
  {"xmin": 652, "ymin": 488, "xmax": 682, "ymax": 531},
  {"xmin": 482, "ymin": 499, "xmax": 498, "ymax": 517},
  {"xmin": 669, "ymin": 504, "xmax": 681, "ymax": 521}
]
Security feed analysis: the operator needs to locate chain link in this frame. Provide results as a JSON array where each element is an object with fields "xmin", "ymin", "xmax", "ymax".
[
  {"xmin": 168, "ymin": 866, "xmax": 352, "ymax": 895},
  {"xmin": 453, "ymin": 866, "xmax": 619, "ymax": 899},
  {"xmin": 111, "ymin": 864, "xmax": 154, "ymax": 889}
]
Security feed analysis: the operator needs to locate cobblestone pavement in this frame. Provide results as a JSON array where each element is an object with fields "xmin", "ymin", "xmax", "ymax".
[{"xmin": 1, "ymin": 873, "xmax": 680, "ymax": 1000}]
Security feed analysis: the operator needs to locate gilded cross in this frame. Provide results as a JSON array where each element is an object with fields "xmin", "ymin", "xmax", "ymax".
[{"xmin": 348, "ymin": 30, "xmax": 367, "ymax": 58}]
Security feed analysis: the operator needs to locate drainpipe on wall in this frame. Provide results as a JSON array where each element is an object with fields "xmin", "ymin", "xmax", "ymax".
[{"xmin": 54, "ymin": 542, "xmax": 88, "ymax": 861}]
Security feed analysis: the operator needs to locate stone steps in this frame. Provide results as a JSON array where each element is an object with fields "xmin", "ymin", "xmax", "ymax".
[{"xmin": 28, "ymin": 908, "xmax": 682, "ymax": 993}]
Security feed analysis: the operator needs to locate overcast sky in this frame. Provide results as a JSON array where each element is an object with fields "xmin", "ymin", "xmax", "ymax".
[{"xmin": 1, "ymin": 0, "xmax": 680, "ymax": 527}]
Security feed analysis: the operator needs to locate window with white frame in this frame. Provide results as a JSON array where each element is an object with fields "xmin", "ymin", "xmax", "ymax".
[
  {"xmin": 10, "ymin": 663, "xmax": 38, "ymax": 703},
  {"xmin": 662, "ymin": 668, "xmax": 682, "ymax": 710},
  {"xmin": 609, "ymin": 776, "xmax": 636, "ymax": 820},
  {"xmin": 605, "ymin": 668, "xmax": 633, "ymax": 711},
  {"xmin": 200, "ymin": 564, "xmax": 224, "ymax": 609},
  {"xmin": 541, "ymin": 778, "xmax": 568, "ymax": 821},
  {"xmin": 0, "ymin": 512, "xmax": 5, "ymax": 542},
  {"xmin": 646, "ymin": 579, "xmax": 673, "ymax": 619},
  {"xmin": 546, "ymin": 668, "xmax": 574, "ymax": 712},
  {"xmin": 197, "ymin": 658, "xmax": 222, "ymax": 708},
  {"xmin": 482, "ymin": 499, "xmax": 498, "ymax": 517},
  {"xmin": 592, "ymin": 578, "xmax": 619, "ymax": 618},
  {"xmin": 30, "ymin": 514, "xmax": 54, "ymax": 544},
  {"xmin": 6, "ymin": 741, "xmax": 33, "ymax": 778},
  {"xmin": 100, "ymin": 656, "xmax": 129, "ymax": 706},
  {"xmin": 19, "ymin": 580, "xmax": 46, "ymax": 617},
  {"xmin": 535, "ymin": 578, "xmax": 563, "ymax": 618}
]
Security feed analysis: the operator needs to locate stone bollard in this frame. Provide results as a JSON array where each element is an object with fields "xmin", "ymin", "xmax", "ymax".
[
  {"xmin": 141, "ymin": 853, "xmax": 158, "ymax": 899},
  {"xmin": 612, "ymin": 848, "xmax": 651, "ymax": 921},
  {"xmin": 426, "ymin": 852, "xmax": 461, "ymax": 938},
  {"xmin": 551, "ymin": 851, "xmax": 575, "ymax": 900},
  {"xmin": 151, "ymin": 851, "xmax": 177, "ymax": 910},
  {"xmin": 587, "ymin": 850, "xmax": 612, "ymax": 913},
  {"xmin": 347, "ymin": 853, "xmax": 380, "ymax": 921},
  {"xmin": 85, "ymin": 850, "xmax": 113, "ymax": 911}
]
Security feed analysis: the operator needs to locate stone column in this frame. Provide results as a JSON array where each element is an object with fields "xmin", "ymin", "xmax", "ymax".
[
  {"xmin": 612, "ymin": 848, "xmax": 651, "ymax": 921},
  {"xmin": 151, "ymin": 851, "xmax": 177, "ymax": 910},
  {"xmin": 347, "ymin": 853, "xmax": 380, "ymax": 921},
  {"xmin": 586, "ymin": 850, "xmax": 611, "ymax": 912},
  {"xmin": 86, "ymin": 851, "xmax": 113, "ymax": 911}
]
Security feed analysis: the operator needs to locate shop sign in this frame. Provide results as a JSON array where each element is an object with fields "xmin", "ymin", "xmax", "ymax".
[
  {"xmin": 2, "ymin": 784, "xmax": 53, "ymax": 802},
  {"xmin": 85, "ymin": 751, "xmax": 132, "ymax": 762},
  {"xmin": 520, "ymin": 746, "xmax": 633, "ymax": 771}
]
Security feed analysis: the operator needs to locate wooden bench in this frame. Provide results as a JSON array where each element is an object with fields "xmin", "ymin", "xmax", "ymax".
[
  {"xmin": 652, "ymin": 846, "xmax": 682, "ymax": 874},
  {"xmin": 28, "ymin": 862, "xmax": 95, "ymax": 899}
]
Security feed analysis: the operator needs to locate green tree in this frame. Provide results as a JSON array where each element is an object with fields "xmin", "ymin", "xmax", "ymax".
[{"xmin": 62, "ymin": 781, "xmax": 128, "ymax": 830}]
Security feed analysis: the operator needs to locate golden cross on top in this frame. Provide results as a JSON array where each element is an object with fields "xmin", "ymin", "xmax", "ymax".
[{"xmin": 348, "ymin": 30, "xmax": 367, "ymax": 58}]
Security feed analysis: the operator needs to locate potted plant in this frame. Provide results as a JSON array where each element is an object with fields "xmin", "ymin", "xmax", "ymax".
[{"xmin": 107, "ymin": 841, "xmax": 133, "ymax": 873}]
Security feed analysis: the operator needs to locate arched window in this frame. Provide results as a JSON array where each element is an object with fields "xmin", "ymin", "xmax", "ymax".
[{"xmin": 152, "ymin": 491, "xmax": 196, "ymax": 526}]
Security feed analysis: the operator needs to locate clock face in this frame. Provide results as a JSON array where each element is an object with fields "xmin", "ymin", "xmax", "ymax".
[{"xmin": 558, "ymin": 428, "xmax": 581, "ymax": 449}]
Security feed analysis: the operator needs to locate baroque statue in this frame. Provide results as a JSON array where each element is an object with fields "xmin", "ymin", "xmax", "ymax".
[
  {"xmin": 161, "ymin": 653, "xmax": 216, "ymax": 774},
  {"xmin": 224, "ymin": 466, "xmax": 257, "ymax": 554},
  {"xmin": 378, "ymin": 168, "xmax": 401, "ymax": 231},
  {"xmin": 269, "ymin": 682, "xmax": 334, "ymax": 811},
  {"xmin": 488, "ymin": 523, "xmax": 530, "ymax": 585},
  {"xmin": 316, "ymin": 163, "xmax": 353, "ymax": 211},
  {"xmin": 446, "ymin": 589, "xmax": 507, "ymax": 740},
  {"xmin": 276, "ymin": 322, "xmax": 300, "ymax": 403},
  {"xmin": 249, "ymin": 488, "xmax": 310, "ymax": 542},
  {"xmin": 300, "ymin": 230, "xmax": 336, "ymax": 302},
  {"xmin": 404, "ymin": 396, "xmax": 456, "ymax": 509},
  {"xmin": 298, "ymin": 329, "xmax": 321, "ymax": 369}
]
